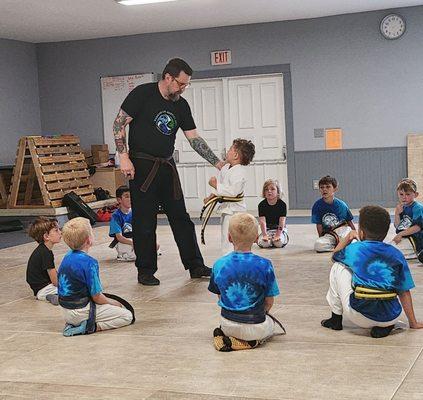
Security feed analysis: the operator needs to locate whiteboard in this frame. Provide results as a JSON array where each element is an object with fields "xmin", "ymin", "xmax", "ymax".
[{"xmin": 101, "ymin": 73, "xmax": 156, "ymax": 153}]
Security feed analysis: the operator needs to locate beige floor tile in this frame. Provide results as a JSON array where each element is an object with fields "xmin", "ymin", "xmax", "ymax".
[
  {"xmin": 0, "ymin": 223, "xmax": 422, "ymax": 399},
  {"xmin": 0, "ymin": 381, "xmax": 154, "ymax": 400},
  {"xmin": 392, "ymin": 349, "xmax": 423, "ymax": 399}
]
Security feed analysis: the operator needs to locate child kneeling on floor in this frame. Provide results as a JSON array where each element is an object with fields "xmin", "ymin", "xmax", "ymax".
[
  {"xmin": 58, "ymin": 217, "xmax": 133, "ymax": 336},
  {"xmin": 208, "ymin": 213, "xmax": 282, "ymax": 351},
  {"xmin": 321, "ymin": 205, "xmax": 423, "ymax": 338}
]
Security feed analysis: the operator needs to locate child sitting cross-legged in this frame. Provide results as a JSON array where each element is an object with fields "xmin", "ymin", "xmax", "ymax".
[
  {"xmin": 391, "ymin": 178, "xmax": 423, "ymax": 262},
  {"xmin": 258, "ymin": 179, "xmax": 288, "ymax": 249},
  {"xmin": 209, "ymin": 213, "xmax": 283, "ymax": 351},
  {"xmin": 26, "ymin": 217, "xmax": 62, "ymax": 305},
  {"xmin": 58, "ymin": 217, "xmax": 133, "ymax": 336},
  {"xmin": 109, "ymin": 185, "xmax": 160, "ymax": 261},
  {"xmin": 312, "ymin": 175, "xmax": 356, "ymax": 252},
  {"xmin": 321, "ymin": 205, "xmax": 423, "ymax": 338}
]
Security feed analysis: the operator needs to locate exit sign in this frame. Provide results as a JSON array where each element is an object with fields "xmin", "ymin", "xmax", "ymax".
[{"xmin": 211, "ymin": 50, "xmax": 232, "ymax": 66}]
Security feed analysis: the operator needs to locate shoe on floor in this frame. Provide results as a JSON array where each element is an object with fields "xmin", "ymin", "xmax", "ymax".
[
  {"xmin": 189, "ymin": 265, "xmax": 211, "ymax": 278},
  {"xmin": 370, "ymin": 325, "xmax": 395, "ymax": 338},
  {"xmin": 138, "ymin": 274, "xmax": 160, "ymax": 286},
  {"xmin": 63, "ymin": 320, "xmax": 87, "ymax": 337},
  {"xmin": 46, "ymin": 294, "xmax": 59, "ymax": 306},
  {"xmin": 117, "ymin": 253, "xmax": 136, "ymax": 262},
  {"xmin": 213, "ymin": 327, "xmax": 232, "ymax": 352}
]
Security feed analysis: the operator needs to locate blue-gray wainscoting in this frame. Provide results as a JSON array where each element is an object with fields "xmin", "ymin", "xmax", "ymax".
[{"xmin": 291, "ymin": 147, "xmax": 407, "ymax": 209}]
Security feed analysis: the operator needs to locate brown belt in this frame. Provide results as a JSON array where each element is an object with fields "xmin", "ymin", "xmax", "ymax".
[{"xmin": 130, "ymin": 151, "xmax": 182, "ymax": 200}]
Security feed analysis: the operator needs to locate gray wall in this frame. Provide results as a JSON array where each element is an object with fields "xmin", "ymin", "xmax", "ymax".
[
  {"xmin": 33, "ymin": 7, "xmax": 423, "ymax": 207},
  {"xmin": 0, "ymin": 39, "xmax": 41, "ymax": 165}
]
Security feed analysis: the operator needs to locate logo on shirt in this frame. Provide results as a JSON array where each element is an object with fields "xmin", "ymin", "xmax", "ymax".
[
  {"xmin": 122, "ymin": 223, "xmax": 132, "ymax": 234},
  {"xmin": 322, "ymin": 213, "xmax": 340, "ymax": 229},
  {"xmin": 397, "ymin": 215, "xmax": 412, "ymax": 231},
  {"xmin": 154, "ymin": 111, "xmax": 177, "ymax": 135}
]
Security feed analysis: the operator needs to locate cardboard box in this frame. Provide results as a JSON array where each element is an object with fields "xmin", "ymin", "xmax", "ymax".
[
  {"xmin": 91, "ymin": 144, "xmax": 109, "ymax": 152},
  {"xmin": 89, "ymin": 167, "xmax": 127, "ymax": 196},
  {"xmin": 92, "ymin": 150, "xmax": 109, "ymax": 164}
]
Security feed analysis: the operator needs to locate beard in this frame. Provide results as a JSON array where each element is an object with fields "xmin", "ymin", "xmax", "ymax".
[{"xmin": 168, "ymin": 92, "xmax": 180, "ymax": 102}]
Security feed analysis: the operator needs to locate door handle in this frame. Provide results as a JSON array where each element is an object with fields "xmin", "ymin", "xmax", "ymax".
[
  {"xmin": 282, "ymin": 145, "xmax": 287, "ymax": 162},
  {"xmin": 173, "ymin": 149, "xmax": 179, "ymax": 163}
]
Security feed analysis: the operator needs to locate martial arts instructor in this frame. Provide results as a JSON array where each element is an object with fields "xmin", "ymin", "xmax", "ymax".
[{"xmin": 113, "ymin": 58, "xmax": 224, "ymax": 286}]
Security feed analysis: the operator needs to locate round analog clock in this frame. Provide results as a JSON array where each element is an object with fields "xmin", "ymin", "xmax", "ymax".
[{"xmin": 380, "ymin": 13, "xmax": 406, "ymax": 40}]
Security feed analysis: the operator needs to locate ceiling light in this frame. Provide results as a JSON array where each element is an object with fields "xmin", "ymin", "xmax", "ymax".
[{"xmin": 116, "ymin": 0, "xmax": 177, "ymax": 5}]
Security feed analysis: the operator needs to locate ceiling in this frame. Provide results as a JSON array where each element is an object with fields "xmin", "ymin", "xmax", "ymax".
[{"xmin": 0, "ymin": 0, "xmax": 422, "ymax": 43}]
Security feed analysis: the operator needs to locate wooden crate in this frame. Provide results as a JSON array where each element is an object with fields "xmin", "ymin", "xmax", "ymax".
[{"xmin": 8, "ymin": 135, "xmax": 96, "ymax": 208}]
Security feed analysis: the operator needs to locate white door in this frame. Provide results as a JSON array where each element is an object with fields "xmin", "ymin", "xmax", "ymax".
[{"xmin": 175, "ymin": 74, "xmax": 288, "ymax": 213}]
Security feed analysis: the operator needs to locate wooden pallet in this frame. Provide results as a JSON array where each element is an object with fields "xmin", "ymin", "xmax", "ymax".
[{"xmin": 7, "ymin": 135, "xmax": 96, "ymax": 208}]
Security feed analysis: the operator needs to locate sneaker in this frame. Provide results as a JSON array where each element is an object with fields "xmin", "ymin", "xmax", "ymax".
[
  {"xmin": 404, "ymin": 253, "xmax": 417, "ymax": 260},
  {"xmin": 46, "ymin": 294, "xmax": 59, "ymax": 306},
  {"xmin": 189, "ymin": 265, "xmax": 211, "ymax": 278},
  {"xmin": 63, "ymin": 320, "xmax": 87, "ymax": 337},
  {"xmin": 117, "ymin": 253, "xmax": 136, "ymax": 262},
  {"xmin": 138, "ymin": 274, "xmax": 160, "ymax": 286},
  {"xmin": 370, "ymin": 325, "xmax": 395, "ymax": 338}
]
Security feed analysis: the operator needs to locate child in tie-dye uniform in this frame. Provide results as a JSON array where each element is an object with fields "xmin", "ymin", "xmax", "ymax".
[
  {"xmin": 392, "ymin": 178, "xmax": 423, "ymax": 263},
  {"xmin": 321, "ymin": 205, "xmax": 423, "ymax": 338},
  {"xmin": 208, "ymin": 213, "xmax": 280, "ymax": 351}
]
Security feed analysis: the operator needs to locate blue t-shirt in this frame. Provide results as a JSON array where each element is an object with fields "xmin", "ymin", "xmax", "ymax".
[
  {"xmin": 58, "ymin": 250, "xmax": 102, "ymax": 301},
  {"xmin": 208, "ymin": 252, "xmax": 280, "ymax": 312},
  {"xmin": 311, "ymin": 197, "xmax": 353, "ymax": 231},
  {"xmin": 333, "ymin": 241, "xmax": 415, "ymax": 322},
  {"xmin": 109, "ymin": 208, "xmax": 133, "ymax": 237},
  {"xmin": 396, "ymin": 201, "xmax": 423, "ymax": 252}
]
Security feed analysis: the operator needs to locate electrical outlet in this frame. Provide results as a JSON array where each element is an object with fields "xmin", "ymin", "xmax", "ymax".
[{"xmin": 313, "ymin": 180, "xmax": 319, "ymax": 190}]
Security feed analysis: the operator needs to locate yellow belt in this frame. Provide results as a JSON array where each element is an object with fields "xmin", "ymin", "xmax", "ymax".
[
  {"xmin": 354, "ymin": 286, "xmax": 397, "ymax": 300},
  {"xmin": 200, "ymin": 193, "xmax": 244, "ymax": 245}
]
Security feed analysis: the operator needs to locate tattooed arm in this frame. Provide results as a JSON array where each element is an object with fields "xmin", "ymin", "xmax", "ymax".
[
  {"xmin": 113, "ymin": 109, "xmax": 135, "ymax": 179},
  {"xmin": 184, "ymin": 129, "xmax": 224, "ymax": 169}
]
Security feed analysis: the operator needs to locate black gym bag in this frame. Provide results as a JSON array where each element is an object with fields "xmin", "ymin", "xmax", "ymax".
[{"xmin": 62, "ymin": 191, "xmax": 98, "ymax": 225}]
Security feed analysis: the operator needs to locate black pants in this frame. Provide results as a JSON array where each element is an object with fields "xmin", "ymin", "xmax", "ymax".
[{"xmin": 129, "ymin": 158, "xmax": 205, "ymax": 276}]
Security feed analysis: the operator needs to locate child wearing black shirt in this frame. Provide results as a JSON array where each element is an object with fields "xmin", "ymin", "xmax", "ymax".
[
  {"xmin": 258, "ymin": 179, "xmax": 288, "ymax": 248},
  {"xmin": 26, "ymin": 217, "xmax": 62, "ymax": 305}
]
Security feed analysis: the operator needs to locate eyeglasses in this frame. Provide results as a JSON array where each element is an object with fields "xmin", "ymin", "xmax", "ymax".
[{"xmin": 173, "ymin": 77, "xmax": 191, "ymax": 89}]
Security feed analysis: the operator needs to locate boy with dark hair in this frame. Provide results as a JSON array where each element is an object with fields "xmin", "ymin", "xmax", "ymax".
[
  {"xmin": 109, "ymin": 185, "xmax": 161, "ymax": 261},
  {"xmin": 391, "ymin": 178, "xmax": 423, "ymax": 262},
  {"xmin": 311, "ymin": 175, "xmax": 355, "ymax": 252},
  {"xmin": 321, "ymin": 205, "xmax": 423, "ymax": 338},
  {"xmin": 109, "ymin": 185, "xmax": 135, "ymax": 261},
  {"xmin": 26, "ymin": 217, "xmax": 61, "ymax": 305},
  {"xmin": 209, "ymin": 213, "xmax": 282, "ymax": 351},
  {"xmin": 59, "ymin": 217, "xmax": 133, "ymax": 336},
  {"xmin": 203, "ymin": 139, "xmax": 255, "ymax": 254}
]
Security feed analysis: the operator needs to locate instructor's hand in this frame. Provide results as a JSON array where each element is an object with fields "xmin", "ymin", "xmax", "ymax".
[
  {"xmin": 120, "ymin": 153, "xmax": 135, "ymax": 180},
  {"xmin": 215, "ymin": 160, "xmax": 226, "ymax": 170}
]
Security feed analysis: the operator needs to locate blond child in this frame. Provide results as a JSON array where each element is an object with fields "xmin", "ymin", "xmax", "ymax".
[
  {"xmin": 58, "ymin": 217, "xmax": 133, "ymax": 336},
  {"xmin": 26, "ymin": 217, "xmax": 61, "ymax": 305},
  {"xmin": 204, "ymin": 138, "xmax": 255, "ymax": 255},
  {"xmin": 209, "ymin": 213, "xmax": 281, "ymax": 351},
  {"xmin": 391, "ymin": 178, "xmax": 423, "ymax": 262},
  {"xmin": 258, "ymin": 179, "xmax": 288, "ymax": 248}
]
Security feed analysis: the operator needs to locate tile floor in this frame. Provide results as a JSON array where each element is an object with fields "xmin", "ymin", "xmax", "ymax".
[{"xmin": 0, "ymin": 223, "xmax": 422, "ymax": 399}]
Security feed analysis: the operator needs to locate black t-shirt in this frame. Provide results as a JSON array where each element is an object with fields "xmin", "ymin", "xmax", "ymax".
[
  {"xmin": 26, "ymin": 243, "xmax": 55, "ymax": 295},
  {"xmin": 258, "ymin": 198, "xmax": 287, "ymax": 230},
  {"xmin": 121, "ymin": 82, "xmax": 196, "ymax": 158}
]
